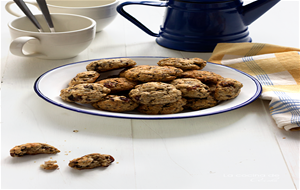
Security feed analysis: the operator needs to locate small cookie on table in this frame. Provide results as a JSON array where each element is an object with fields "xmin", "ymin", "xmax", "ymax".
[
  {"xmin": 69, "ymin": 153, "xmax": 115, "ymax": 170},
  {"xmin": 10, "ymin": 143, "xmax": 60, "ymax": 157}
]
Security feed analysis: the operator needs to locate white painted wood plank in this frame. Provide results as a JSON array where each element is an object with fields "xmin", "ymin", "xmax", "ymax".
[
  {"xmin": 132, "ymin": 99, "xmax": 295, "ymax": 189},
  {"xmin": 1, "ymin": 70, "xmax": 135, "ymax": 189},
  {"xmin": 262, "ymin": 100, "xmax": 300, "ymax": 190}
]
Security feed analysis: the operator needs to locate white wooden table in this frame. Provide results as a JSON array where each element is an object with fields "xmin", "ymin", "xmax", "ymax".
[{"xmin": 1, "ymin": 0, "xmax": 299, "ymax": 189}]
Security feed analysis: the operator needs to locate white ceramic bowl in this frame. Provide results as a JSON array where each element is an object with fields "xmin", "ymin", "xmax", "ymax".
[
  {"xmin": 8, "ymin": 13, "xmax": 96, "ymax": 59},
  {"xmin": 6, "ymin": 0, "xmax": 119, "ymax": 32}
]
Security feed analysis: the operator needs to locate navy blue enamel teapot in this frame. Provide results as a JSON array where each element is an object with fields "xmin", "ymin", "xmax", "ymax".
[{"xmin": 117, "ymin": 0, "xmax": 280, "ymax": 52}]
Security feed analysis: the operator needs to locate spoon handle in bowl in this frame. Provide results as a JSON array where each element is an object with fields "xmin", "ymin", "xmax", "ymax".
[
  {"xmin": 13, "ymin": 0, "xmax": 43, "ymax": 32},
  {"xmin": 36, "ymin": 0, "xmax": 55, "ymax": 32}
]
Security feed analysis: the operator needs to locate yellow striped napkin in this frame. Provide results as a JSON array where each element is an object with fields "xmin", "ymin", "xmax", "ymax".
[{"xmin": 208, "ymin": 43, "xmax": 300, "ymax": 131}]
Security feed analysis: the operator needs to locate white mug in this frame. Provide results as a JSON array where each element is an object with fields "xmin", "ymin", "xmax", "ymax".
[
  {"xmin": 8, "ymin": 13, "xmax": 96, "ymax": 59},
  {"xmin": 5, "ymin": 0, "xmax": 119, "ymax": 32}
]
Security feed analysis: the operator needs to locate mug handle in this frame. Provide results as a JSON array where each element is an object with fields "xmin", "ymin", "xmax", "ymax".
[
  {"xmin": 116, "ymin": 1, "xmax": 167, "ymax": 37},
  {"xmin": 10, "ymin": 36, "xmax": 44, "ymax": 58},
  {"xmin": 5, "ymin": 1, "xmax": 39, "ymax": 17}
]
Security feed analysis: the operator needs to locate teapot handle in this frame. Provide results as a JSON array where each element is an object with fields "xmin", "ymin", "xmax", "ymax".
[{"xmin": 116, "ymin": 1, "xmax": 167, "ymax": 37}]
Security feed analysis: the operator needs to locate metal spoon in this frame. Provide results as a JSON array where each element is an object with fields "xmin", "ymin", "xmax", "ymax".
[
  {"xmin": 13, "ymin": 0, "xmax": 43, "ymax": 32},
  {"xmin": 36, "ymin": 0, "xmax": 55, "ymax": 32}
]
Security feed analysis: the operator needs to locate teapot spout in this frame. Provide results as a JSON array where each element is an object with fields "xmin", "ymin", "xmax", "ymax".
[{"xmin": 242, "ymin": 0, "xmax": 280, "ymax": 26}]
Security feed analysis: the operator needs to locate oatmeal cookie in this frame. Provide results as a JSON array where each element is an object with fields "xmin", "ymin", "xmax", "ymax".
[
  {"xmin": 157, "ymin": 57, "xmax": 206, "ymax": 70},
  {"xmin": 124, "ymin": 65, "xmax": 183, "ymax": 82},
  {"xmin": 206, "ymin": 82, "xmax": 217, "ymax": 93},
  {"xmin": 40, "ymin": 160, "xmax": 59, "ymax": 170},
  {"xmin": 171, "ymin": 78, "xmax": 210, "ymax": 98},
  {"xmin": 129, "ymin": 82, "xmax": 182, "ymax": 104},
  {"xmin": 69, "ymin": 153, "xmax": 115, "ymax": 170},
  {"xmin": 68, "ymin": 71, "xmax": 100, "ymax": 86},
  {"xmin": 180, "ymin": 70, "xmax": 224, "ymax": 84},
  {"xmin": 60, "ymin": 83, "xmax": 110, "ymax": 104},
  {"xmin": 96, "ymin": 77, "xmax": 138, "ymax": 93},
  {"xmin": 118, "ymin": 66, "xmax": 135, "ymax": 78},
  {"xmin": 137, "ymin": 98, "xmax": 187, "ymax": 114},
  {"xmin": 10, "ymin": 143, "xmax": 60, "ymax": 157},
  {"xmin": 214, "ymin": 78, "xmax": 243, "ymax": 101},
  {"xmin": 184, "ymin": 95, "xmax": 218, "ymax": 110},
  {"xmin": 92, "ymin": 95, "xmax": 139, "ymax": 112},
  {"xmin": 86, "ymin": 58, "xmax": 136, "ymax": 72}
]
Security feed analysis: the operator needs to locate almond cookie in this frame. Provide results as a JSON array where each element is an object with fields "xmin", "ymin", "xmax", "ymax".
[
  {"xmin": 40, "ymin": 160, "xmax": 59, "ymax": 170},
  {"xmin": 68, "ymin": 71, "xmax": 100, "ymax": 86},
  {"xmin": 137, "ymin": 98, "xmax": 187, "ymax": 114},
  {"xmin": 96, "ymin": 77, "xmax": 138, "ymax": 93},
  {"xmin": 10, "ymin": 143, "xmax": 60, "ymax": 157},
  {"xmin": 180, "ymin": 70, "xmax": 224, "ymax": 84},
  {"xmin": 92, "ymin": 95, "xmax": 139, "ymax": 112},
  {"xmin": 86, "ymin": 58, "xmax": 136, "ymax": 72},
  {"xmin": 69, "ymin": 153, "xmax": 115, "ymax": 170},
  {"xmin": 60, "ymin": 83, "xmax": 110, "ymax": 104},
  {"xmin": 214, "ymin": 78, "xmax": 243, "ymax": 101},
  {"xmin": 171, "ymin": 78, "xmax": 210, "ymax": 98},
  {"xmin": 124, "ymin": 65, "xmax": 183, "ymax": 82},
  {"xmin": 157, "ymin": 57, "xmax": 206, "ymax": 70},
  {"xmin": 184, "ymin": 95, "xmax": 218, "ymax": 110},
  {"xmin": 129, "ymin": 82, "xmax": 182, "ymax": 104}
]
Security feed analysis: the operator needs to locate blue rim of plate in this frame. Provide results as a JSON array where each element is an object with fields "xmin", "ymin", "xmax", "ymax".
[{"xmin": 34, "ymin": 56, "xmax": 262, "ymax": 120}]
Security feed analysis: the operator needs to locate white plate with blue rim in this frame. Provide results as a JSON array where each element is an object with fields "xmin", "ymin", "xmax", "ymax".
[{"xmin": 34, "ymin": 56, "xmax": 262, "ymax": 119}]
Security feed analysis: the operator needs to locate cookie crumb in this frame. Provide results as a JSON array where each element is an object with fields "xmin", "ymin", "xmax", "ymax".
[
  {"xmin": 73, "ymin": 130, "xmax": 79, "ymax": 133},
  {"xmin": 40, "ymin": 160, "xmax": 58, "ymax": 170}
]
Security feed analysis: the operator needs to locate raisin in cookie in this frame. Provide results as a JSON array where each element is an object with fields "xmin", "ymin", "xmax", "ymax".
[
  {"xmin": 124, "ymin": 65, "xmax": 183, "ymax": 82},
  {"xmin": 137, "ymin": 98, "xmax": 187, "ymax": 114},
  {"xmin": 180, "ymin": 70, "xmax": 224, "ymax": 84},
  {"xmin": 171, "ymin": 78, "xmax": 210, "ymax": 98},
  {"xmin": 214, "ymin": 78, "xmax": 243, "ymax": 101},
  {"xmin": 69, "ymin": 153, "xmax": 115, "ymax": 170},
  {"xmin": 86, "ymin": 58, "xmax": 136, "ymax": 72},
  {"xmin": 60, "ymin": 83, "xmax": 110, "ymax": 104},
  {"xmin": 157, "ymin": 57, "xmax": 206, "ymax": 70},
  {"xmin": 92, "ymin": 95, "xmax": 139, "ymax": 112},
  {"xmin": 69, "ymin": 71, "xmax": 100, "ymax": 86},
  {"xmin": 10, "ymin": 143, "xmax": 60, "ymax": 157},
  {"xmin": 40, "ymin": 160, "xmax": 59, "ymax": 170},
  {"xmin": 129, "ymin": 82, "xmax": 182, "ymax": 104},
  {"xmin": 185, "ymin": 95, "xmax": 218, "ymax": 110},
  {"xmin": 96, "ymin": 77, "xmax": 138, "ymax": 93}
]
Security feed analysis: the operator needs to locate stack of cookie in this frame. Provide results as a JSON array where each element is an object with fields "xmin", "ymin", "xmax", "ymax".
[{"xmin": 60, "ymin": 58, "xmax": 243, "ymax": 115}]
